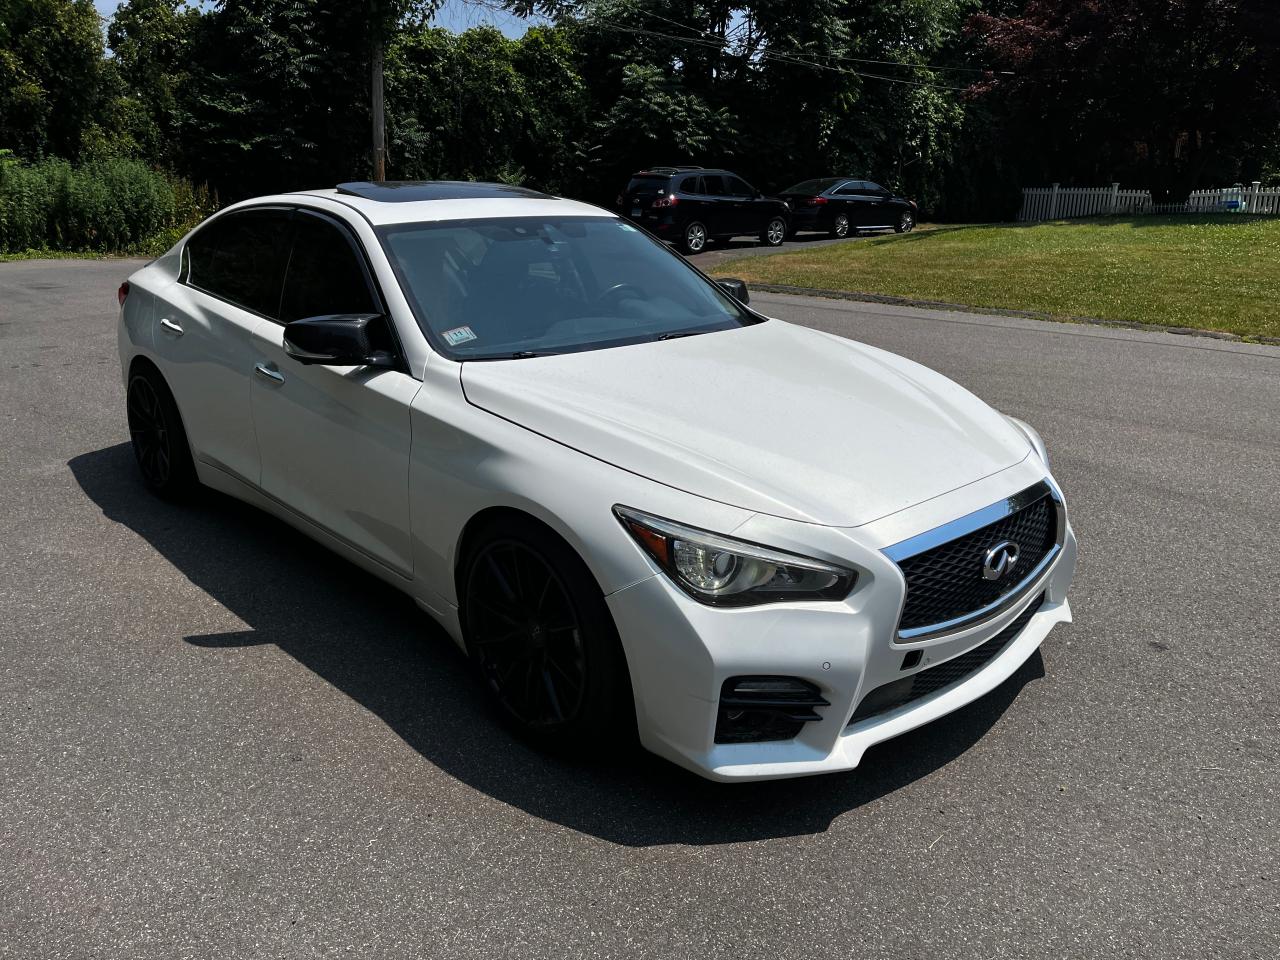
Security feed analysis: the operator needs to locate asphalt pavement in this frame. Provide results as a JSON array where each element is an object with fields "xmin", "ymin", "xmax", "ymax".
[{"xmin": 2, "ymin": 258, "xmax": 1277, "ymax": 959}]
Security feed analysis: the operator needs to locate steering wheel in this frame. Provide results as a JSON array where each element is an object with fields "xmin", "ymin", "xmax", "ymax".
[{"xmin": 596, "ymin": 282, "xmax": 645, "ymax": 305}]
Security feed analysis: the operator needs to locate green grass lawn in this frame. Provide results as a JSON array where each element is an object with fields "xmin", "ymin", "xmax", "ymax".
[{"xmin": 713, "ymin": 216, "xmax": 1280, "ymax": 340}]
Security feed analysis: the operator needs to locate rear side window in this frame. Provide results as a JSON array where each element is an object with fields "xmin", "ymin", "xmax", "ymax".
[
  {"xmin": 279, "ymin": 212, "xmax": 378, "ymax": 322},
  {"xmin": 184, "ymin": 210, "xmax": 292, "ymax": 317},
  {"xmin": 678, "ymin": 175, "xmax": 703, "ymax": 194},
  {"xmin": 701, "ymin": 174, "xmax": 727, "ymax": 195},
  {"xmin": 835, "ymin": 182, "xmax": 863, "ymax": 196}
]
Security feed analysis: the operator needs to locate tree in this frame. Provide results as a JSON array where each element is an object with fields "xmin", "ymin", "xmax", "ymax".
[
  {"xmin": 0, "ymin": 0, "xmax": 104, "ymax": 159},
  {"xmin": 103, "ymin": 0, "xmax": 202, "ymax": 165},
  {"xmin": 968, "ymin": 0, "xmax": 1280, "ymax": 195},
  {"xmin": 182, "ymin": 0, "xmax": 375, "ymax": 197}
]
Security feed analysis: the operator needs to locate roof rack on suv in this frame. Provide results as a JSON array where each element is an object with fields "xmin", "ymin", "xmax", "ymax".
[
  {"xmin": 334, "ymin": 180, "xmax": 550, "ymax": 202},
  {"xmin": 639, "ymin": 166, "xmax": 705, "ymax": 175}
]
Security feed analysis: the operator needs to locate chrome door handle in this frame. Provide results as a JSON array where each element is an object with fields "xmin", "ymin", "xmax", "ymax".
[
  {"xmin": 159, "ymin": 318, "xmax": 183, "ymax": 336},
  {"xmin": 254, "ymin": 362, "xmax": 284, "ymax": 384}
]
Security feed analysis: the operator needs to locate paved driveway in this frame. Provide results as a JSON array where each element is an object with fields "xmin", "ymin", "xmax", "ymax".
[
  {"xmin": 683, "ymin": 230, "xmax": 861, "ymax": 270},
  {"xmin": 2, "ymin": 259, "xmax": 1277, "ymax": 959}
]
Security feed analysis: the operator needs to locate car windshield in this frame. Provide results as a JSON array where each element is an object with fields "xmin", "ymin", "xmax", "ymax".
[
  {"xmin": 378, "ymin": 216, "xmax": 756, "ymax": 360},
  {"xmin": 781, "ymin": 178, "xmax": 845, "ymax": 194}
]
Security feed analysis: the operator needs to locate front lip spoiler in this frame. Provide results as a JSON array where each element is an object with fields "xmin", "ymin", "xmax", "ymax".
[{"xmin": 883, "ymin": 479, "xmax": 1067, "ymax": 642}]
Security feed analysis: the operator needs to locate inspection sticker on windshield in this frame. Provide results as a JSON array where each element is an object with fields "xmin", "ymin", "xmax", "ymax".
[{"xmin": 442, "ymin": 326, "xmax": 478, "ymax": 346}]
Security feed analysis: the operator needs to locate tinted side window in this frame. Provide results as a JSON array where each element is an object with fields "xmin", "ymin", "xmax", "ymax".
[
  {"xmin": 280, "ymin": 213, "xmax": 378, "ymax": 323},
  {"xmin": 184, "ymin": 220, "xmax": 222, "ymax": 288},
  {"xmin": 186, "ymin": 210, "xmax": 292, "ymax": 317},
  {"xmin": 701, "ymin": 174, "xmax": 727, "ymax": 195},
  {"xmin": 834, "ymin": 182, "xmax": 862, "ymax": 196},
  {"xmin": 679, "ymin": 175, "xmax": 703, "ymax": 194},
  {"xmin": 724, "ymin": 176, "xmax": 754, "ymax": 197},
  {"xmin": 864, "ymin": 182, "xmax": 886, "ymax": 194}
]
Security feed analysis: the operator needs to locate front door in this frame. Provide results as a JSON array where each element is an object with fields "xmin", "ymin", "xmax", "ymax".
[
  {"xmin": 722, "ymin": 175, "xmax": 758, "ymax": 234},
  {"xmin": 250, "ymin": 210, "xmax": 419, "ymax": 578}
]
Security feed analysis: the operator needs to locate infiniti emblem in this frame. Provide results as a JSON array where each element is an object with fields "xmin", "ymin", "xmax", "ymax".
[{"xmin": 982, "ymin": 540, "xmax": 1021, "ymax": 581}]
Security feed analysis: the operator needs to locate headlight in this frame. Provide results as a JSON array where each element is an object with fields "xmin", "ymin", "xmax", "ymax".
[
  {"xmin": 1005, "ymin": 415, "xmax": 1049, "ymax": 467},
  {"xmin": 614, "ymin": 506, "xmax": 856, "ymax": 606}
]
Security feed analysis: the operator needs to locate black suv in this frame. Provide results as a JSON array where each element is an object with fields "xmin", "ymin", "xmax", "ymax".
[
  {"xmin": 619, "ymin": 167, "xmax": 791, "ymax": 254},
  {"xmin": 775, "ymin": 178, "xmax": 917, "ymax": 237}
]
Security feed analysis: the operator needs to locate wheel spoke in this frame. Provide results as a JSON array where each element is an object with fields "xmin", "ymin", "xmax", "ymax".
[
  {"xmin": 485, "ymin": 553, "xmax": 517, "ymax": 601},
  {"xmin": 472, "ymin": 599, "xmax": 521, "ymax": 627},
  {"xmin": 541, "ymin": 668, "xmax": 564, "ymax": 722},
  {"xmin": 468, "ymin": 539, "xmax": 588, "ymax": 726},
  {"xmin": 472, "ymin": 627, "xmax": 523, "ymax": 647},
  {"xmin": 545, "ymin": 654, "xmax": 582, "ymax": 693}
]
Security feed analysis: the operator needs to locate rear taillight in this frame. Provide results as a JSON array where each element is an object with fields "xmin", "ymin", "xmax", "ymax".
[
  {"xmin": 117, "ymin": 281, "xmax": 130, "ymax": 307},
  {"xmin": 652, "ymin": 193, "xmax": 679, "ymax": 209},
  {"xmin": 803, "ymin": 196, "xmax": 828, "ymax": 206}
]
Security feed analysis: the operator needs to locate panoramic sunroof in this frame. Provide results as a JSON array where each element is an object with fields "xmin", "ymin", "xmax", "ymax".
[{"xmin": 335, "ymin": 181, "xmax": 551, "ymax": 202}]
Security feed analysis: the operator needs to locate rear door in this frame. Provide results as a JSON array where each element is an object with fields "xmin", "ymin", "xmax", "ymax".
[
  {"xmin": 698, "ymin": 174, "xmax": 733, "ymax": 235},
  {"xmin": 153, "ymin": 208, "xmax": 291, "ymax": 485},
  {"xmin": 249, "ymin": 209, "xmax": 419, "ymax": 578}
]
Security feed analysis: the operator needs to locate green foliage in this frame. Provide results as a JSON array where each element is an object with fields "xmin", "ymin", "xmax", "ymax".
[
  {"xmin": 2, "ymin": 0, "xmax": 1276, "ymax": 223},
  {"xmin": 0, "ymin": 0, "xmax": 105, "ymax": 159},
  {"xmin": 103, "ymin": 0, "xmax": 203, "ymax": 166},
  {"xmin": 386, "ymin": 23, "xmax": 589, "ymax": 192},
  {"xmin": 0, "ymin": 155, "xmax": 211, "ymax": 253}
]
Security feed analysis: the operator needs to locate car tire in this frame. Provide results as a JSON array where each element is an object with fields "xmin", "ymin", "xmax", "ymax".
[
  {"xmin": 895, "ymin": 210, "xmax": 915, "ymax": 233},
  {"xmin": 682, "ymin": 221, "xmax": 708, "ymax": 254},
  {"xmin": 126, "ymin": 365, "xmax": 198, "ymax": 499},
  {"xmin": 460, "ymin": 516, "xmax": 635, "ymax": 752},
  {"xmin": 761, "ymin": 216, "xmax": 787, "ymax": 247},
  {"xmin": 831, "ymin": 213, "xmax": 851, "ymax": 239}
]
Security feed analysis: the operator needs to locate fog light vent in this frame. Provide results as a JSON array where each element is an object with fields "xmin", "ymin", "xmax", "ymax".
[{"xmin": 714, "ymin": 675, "xmax": 829, "ymax": 744}]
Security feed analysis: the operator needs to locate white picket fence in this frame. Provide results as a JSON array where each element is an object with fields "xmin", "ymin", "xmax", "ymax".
[
  {"xmin": 1020, "ymin": 181, "xmax": 1280, "ymax": 221},
  {"xmin": 1185, "ymin": 183, "xmax": 1280, "ymax": 214},
  {"xmin": 1018, "ymin": 183, "xmax": 1151, "ymax": 221}
]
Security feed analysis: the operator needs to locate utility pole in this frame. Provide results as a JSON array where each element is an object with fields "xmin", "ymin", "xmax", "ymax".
[{"xmin": 371, "ymin": 34, "xmax": 386, "ymax": 182}]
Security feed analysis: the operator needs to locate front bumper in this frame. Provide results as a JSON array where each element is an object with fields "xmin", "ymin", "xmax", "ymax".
[{"xmin": 605, "ymin": 471, "xmax": 1077, "ymax": 782}]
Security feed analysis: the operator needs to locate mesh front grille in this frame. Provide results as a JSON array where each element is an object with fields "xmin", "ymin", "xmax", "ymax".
[
  {"xmin": 849, "ymin": 594, "xmax": 1044, "ymax": 725},
  {"xmin": 897, "ymin": 494, "xmax": 1057, "ymax": 633}
]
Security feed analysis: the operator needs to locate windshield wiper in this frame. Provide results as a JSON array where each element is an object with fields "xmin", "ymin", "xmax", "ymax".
[
  {"xmin": 468, "ymin": 349, "xmax": 558, "ymax": 361},
  {"xmin": 655, "ymin": 330, "xmax": 711, "ymax": 342}
]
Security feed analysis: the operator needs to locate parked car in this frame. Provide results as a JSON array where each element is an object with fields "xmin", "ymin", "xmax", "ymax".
[
  {"xmin": 776, "ymin": 177, "xmax": 917, "ymax": 237},
  {"xmin": 117, "ymin": 179, "xmax": 1076, "ymax": 782},
  {"xmin": 618, "ymin": 166, "xmax": 791, "ymax": 254}
]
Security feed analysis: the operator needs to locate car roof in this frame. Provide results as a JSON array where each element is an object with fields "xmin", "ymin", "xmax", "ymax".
[
  {"xmin": 282, "ymin": 181, "xmax": 613, "ymax": 226},
  {"xmin": 631, "ymin": 168, "xmax": 729, "ymax": 177}
]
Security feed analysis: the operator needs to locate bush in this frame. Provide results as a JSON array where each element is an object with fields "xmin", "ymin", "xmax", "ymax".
[{"xmin": 0, "ymin": 153, "xmax": 212, "ymax": 254}]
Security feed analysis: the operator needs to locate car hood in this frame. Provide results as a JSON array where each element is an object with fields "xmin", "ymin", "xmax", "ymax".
[{"xmin": 460, "ymin": 321, "xmax": 1031, "ymax": 527}]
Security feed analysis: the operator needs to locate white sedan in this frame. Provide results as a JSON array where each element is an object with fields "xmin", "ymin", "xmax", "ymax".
[{"xmin": 117, "ymin": 180, "xmax": 1076, "ymax": 782}]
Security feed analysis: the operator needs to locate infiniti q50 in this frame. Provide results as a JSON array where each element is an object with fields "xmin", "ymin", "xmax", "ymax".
[{"xmin": 116, "ymin": 180, "xmax": 1076, "ymax": 781}]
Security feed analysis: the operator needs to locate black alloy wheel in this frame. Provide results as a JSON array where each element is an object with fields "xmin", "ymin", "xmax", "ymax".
[
  {"xmin": 127, "ymin": 369, "xmax": 196, "ymax": 497},
  {"xmin": 461, "ymin": 519, "xmax": 632, "ymax": 749}
]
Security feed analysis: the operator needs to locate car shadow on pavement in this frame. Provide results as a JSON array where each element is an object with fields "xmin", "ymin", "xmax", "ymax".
[{"xmin": 70, "ymin": 442, "xmax": 1045, "ymax": 848}]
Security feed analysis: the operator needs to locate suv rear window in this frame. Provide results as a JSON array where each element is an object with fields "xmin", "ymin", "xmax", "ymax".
[{"xmin": 625, "ymin": 176, "xmax": 671, "ymax": 194}]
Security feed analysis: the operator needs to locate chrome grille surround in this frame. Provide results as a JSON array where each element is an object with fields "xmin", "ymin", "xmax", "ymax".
[{"xmin": 884, "ymin": 479, "xmax": 1066, "ymax": 642}]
